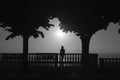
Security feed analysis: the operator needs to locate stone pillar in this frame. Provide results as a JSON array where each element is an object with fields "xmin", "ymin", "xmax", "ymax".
[{"xmin": 81, "ymin": 54, "xmax": 98, "ymax": 73}]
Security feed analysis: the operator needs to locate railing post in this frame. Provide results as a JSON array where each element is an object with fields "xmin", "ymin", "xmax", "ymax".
[{"xmin": 55, "ymin": 53, "xmax": 58, "ymax": 67}]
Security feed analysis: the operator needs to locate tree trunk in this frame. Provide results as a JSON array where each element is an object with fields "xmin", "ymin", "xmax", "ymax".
[
  {"xmin": 23, "ymin": 35, "xmax": 29, "ymax": 74},
  {"xmin": 80, "ymin": 34, "xmax": 92, "ymax": 71},
  {"xmin": 81, "ymin": 35, "xmax": 92, "ymax": 55}
]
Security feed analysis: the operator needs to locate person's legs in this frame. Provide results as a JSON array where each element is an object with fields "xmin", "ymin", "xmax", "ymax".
[{"xmin": 61, "ymin": 56, "xmax": 64, "ymax": 66}]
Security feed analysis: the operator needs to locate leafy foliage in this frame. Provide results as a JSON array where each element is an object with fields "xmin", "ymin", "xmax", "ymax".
[
  {"xmin": 54, "ymin": 1, "xmax": 120, "ymax": 37},
  {"xmin": 0, "ymin": 0, "xmax": 54, "ymax": 39}
]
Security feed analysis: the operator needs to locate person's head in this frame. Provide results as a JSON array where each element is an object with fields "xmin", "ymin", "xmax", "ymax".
[{"xmin": 61, "ymin": 46, "xmax": 64, "ymax": 49}]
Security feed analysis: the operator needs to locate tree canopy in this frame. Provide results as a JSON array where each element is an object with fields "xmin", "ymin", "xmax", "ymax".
[
  {"xmin": 54, "ymin": 0, "xmax": 120, "ymax": 37},
  {"xmin": 0, "ymin": 0, "xmax": 55, "ymax": 38},
  {"xmin": 52, "ymin": 0, "xmax": 120, "ymax": 56}
]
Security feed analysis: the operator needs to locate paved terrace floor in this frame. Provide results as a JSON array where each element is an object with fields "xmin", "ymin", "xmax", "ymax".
[{"xmin": 0, "ymin": 64, "xmax": 120, "ymax": 80}]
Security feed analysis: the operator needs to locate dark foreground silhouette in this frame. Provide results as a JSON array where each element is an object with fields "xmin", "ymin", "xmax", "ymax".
[{"xmin": 0, "ymin": 53, "xmax": 120, "ymax": 80}]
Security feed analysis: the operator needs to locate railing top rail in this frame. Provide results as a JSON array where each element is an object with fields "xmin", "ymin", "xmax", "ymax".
[
  {"xmin": 99, "ymin": 58, "xmax": 120, "ymax": 59},
  {"xmin": 0, "ymin": 53, "xmax": 82, "ymax": 55}
]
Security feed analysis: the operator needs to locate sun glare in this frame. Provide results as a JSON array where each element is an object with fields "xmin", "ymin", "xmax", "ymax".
[{"xmin": 56, "ymin": 29, "xmax": 65, "ymax": 38}]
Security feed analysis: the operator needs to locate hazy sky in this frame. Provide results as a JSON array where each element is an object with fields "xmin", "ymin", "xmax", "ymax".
[{"xmin": 0, "ymin": 18, "xmax": 120, "ymax": 58}]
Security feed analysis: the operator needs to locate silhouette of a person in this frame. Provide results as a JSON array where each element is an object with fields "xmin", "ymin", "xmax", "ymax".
[{"xmin": 60, "ymin": 46, "xmax": 65, "ymax": 62}]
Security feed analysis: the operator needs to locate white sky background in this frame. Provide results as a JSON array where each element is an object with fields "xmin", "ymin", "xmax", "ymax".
[{"xmin": 0, "ymin": 18, "xmax": 120, "ymax": 58}]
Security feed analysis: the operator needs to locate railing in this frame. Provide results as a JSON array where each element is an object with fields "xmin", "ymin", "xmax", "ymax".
[
  {"xmin": 29, "ymin": 53, "xmax": 81, "ymax": 67},
  {"xmin": 2, "ymin": 53, "xmax": 120, "ymax": 68},
  {"xmin": 58, "ymin": 54, "xmax": 81, "ymax": 63},
  {"xmin": 0, "ymin": 53, "xmax": 22, "ymax": 64},
  {"xmin": 28, "ymin": 53, "xmax": 57, "ymax": 63},
  {"xmin": 0, "ymin": 53, "xmax": 81, "ymax": 67},
  {"xmin": 99, "ymin": 58, "xmax": 120, "ymax": 68},
  {"xmin": 3, "ymin": 53, "xmax": 120, "ymax": 68}
]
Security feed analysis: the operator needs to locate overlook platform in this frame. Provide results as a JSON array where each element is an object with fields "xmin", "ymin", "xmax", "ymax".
[{"xmin": 0, "ymin": 53, "xmax": 120, "ymax": 79}]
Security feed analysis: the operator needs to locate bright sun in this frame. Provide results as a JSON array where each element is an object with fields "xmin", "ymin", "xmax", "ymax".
[{"xmin": 56, "ymin": 29, "xmax": 65, "ymax": 38}]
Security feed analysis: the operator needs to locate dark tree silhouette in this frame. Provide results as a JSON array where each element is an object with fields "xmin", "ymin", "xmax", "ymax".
[
  {"xmin": 54, "ymin": 1, "xmax": 108, "ymax": 55},
  {"xmin": 0, "ymin": 0, "xmax": 54, "ymax": 73},
  {"xmin": 53, "ymin": 1, "xmax": 120, "ymax": 67}
]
